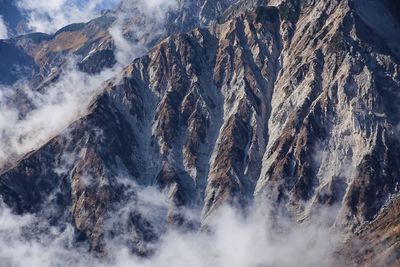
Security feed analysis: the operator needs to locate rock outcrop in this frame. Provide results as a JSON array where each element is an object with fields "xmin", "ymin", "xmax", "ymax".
[{"xmin": 0, "ymin": 0, "xmax": 399, "ymax": 264}]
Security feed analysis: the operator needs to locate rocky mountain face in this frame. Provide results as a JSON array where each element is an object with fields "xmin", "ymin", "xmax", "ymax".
[
  {"xmin": 343, "ymin": 194, "xmax": 400, "ymax": 266},
  {"xmin": 0, "ymin": 0, "xmax": 400, "ymax": 265}
]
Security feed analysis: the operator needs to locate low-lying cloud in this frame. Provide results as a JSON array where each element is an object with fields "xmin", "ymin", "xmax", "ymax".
[
  {"xmin": 0, "ymin": 196, "xmax": 342, "ymax": 267},
  {"xmin": 109, "ymin": 0, "xmax": 177, "ymax": 65},
  {"xmin": 0, "ymin": 62, "xmax": 117, "ymax": 166}
]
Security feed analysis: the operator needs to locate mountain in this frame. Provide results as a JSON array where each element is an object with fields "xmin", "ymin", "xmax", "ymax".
[{"xmin": 0, "ymin": 0, "xmax": 400, "ymax": 266}]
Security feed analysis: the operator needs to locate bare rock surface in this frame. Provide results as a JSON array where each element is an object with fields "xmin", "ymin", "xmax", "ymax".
[{"xmin": 0, "ymin": 0, "xmax": 400, "ymax": 265}]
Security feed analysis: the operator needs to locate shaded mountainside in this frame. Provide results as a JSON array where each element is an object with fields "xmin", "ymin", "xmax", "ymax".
[
  {"xmin": 0, "ymin": 16, "xmax": 115, "ymax": 86},
  {"xmin": 343, "ymin": 195, "xmax": 400, "ymax": 266},
  {"xmin": 0, "ymin": 0, "xmax": 400, "ymax": 265}
]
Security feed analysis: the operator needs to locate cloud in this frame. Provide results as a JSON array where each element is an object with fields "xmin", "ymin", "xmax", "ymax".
[
  {"xmin": 16, "ymin": 0, "xmax": 118, "ymax": 33},
  {"xmin": 0, "ymin": 62, "xmax": 120, "ymax": 166},
  {"xmin": 16, "ymin": 0, "xmax": 177, "ymax": 35},
  {"xmin": 0, "ymin": 16, "xmax": 8, "ymax": 39},
  {"xmin": 0, "ymin": 195, "xmax": 342, "ymax": 267},
  {"xmin": 135, "ymin": 205, "xmax": 340, "ymax": 267},
  {"xmin": 109, "ymin": 0, "xmax": 178, "ymax": 65},
  {"xmin": 0, "ymin": 175, "xmax": 342, "ymax": 267}
]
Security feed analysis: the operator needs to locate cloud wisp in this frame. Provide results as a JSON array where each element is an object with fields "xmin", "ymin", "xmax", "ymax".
[
  {"xmin": 0, "ymin": 194, "xmax": 342, "ymax": 267},
  {"xmin": 16, "ymin": 0, "xmax": 118, "ymax": 33},
  {"xmin": 0, "ymin": 15, "xmax": 8, "ymax": 39},
  {"xmin": 109, "ymin": 0, "xmax": 178, "ymax": 65},
  {"xmin": 0, "ymin": 62, "xmax": 117, "ymax": 167},
  {"xmin": 0, "ymin": 0, "xmax": 178, "ymax": 168}
]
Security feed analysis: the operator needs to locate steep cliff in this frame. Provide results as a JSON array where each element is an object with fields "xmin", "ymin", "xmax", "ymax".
[{"xmin": 0, "ymin": 0, "xmax": 399, "ymax": 265}]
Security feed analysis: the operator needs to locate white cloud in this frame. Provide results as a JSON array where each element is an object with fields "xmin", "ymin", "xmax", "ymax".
[
  {"xmin": 0, "ymin": 16, "xmax": 8, "ymax": 39},
  {"xmin": 109, "ymin": 0, "xmax": 178, "ymax": 65},
  {"xmin": 0, "ymin": 62, "xmax": 119, "ymax": 166},
  {"xmin": 0, "ymin": 198, "xmax": 342, "ymax": 267},
  {"xmin": 16, "ymin": 0, "xmax": 116, "ymax": 33}
]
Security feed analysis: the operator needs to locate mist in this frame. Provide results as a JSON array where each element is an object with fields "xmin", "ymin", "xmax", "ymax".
[
  {"xmin": 0, "ymin": 196, "xmax": 342, "ymax": 267},
  {"xmin": 0, "ymin": 63, "xmax": 117, "ymax": 166},
  {"xmin": 0, "ymin": 15, "xmax": 8, "ymax": 39},
  {"xmin": 16, "ymin": 0, "xmax": 118, "ymax": 33}
]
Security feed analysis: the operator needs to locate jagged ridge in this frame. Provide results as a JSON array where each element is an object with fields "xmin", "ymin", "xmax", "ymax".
[{"xmin": 1, "ymin": 0, "xmax": 400, "ymax": 265}]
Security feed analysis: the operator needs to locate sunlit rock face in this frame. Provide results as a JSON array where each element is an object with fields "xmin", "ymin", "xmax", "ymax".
[{"xmin": 0, "ymin": 0, "xmax": 400, "ymax": 265}]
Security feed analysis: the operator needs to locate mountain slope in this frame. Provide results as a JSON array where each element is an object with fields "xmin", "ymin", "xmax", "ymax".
[
  {"xmin": 0, "ymin": 0, "xmax": 399, "ymax": 265},
  {"xmin": 343, "ymin": 194, "xmax": 400, "ymax": 266}
]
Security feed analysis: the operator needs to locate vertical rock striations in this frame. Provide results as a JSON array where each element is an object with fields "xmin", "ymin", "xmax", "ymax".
[{"xmin": 0, "ymin": 0, "xmax": 400, "ymax": 264}]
